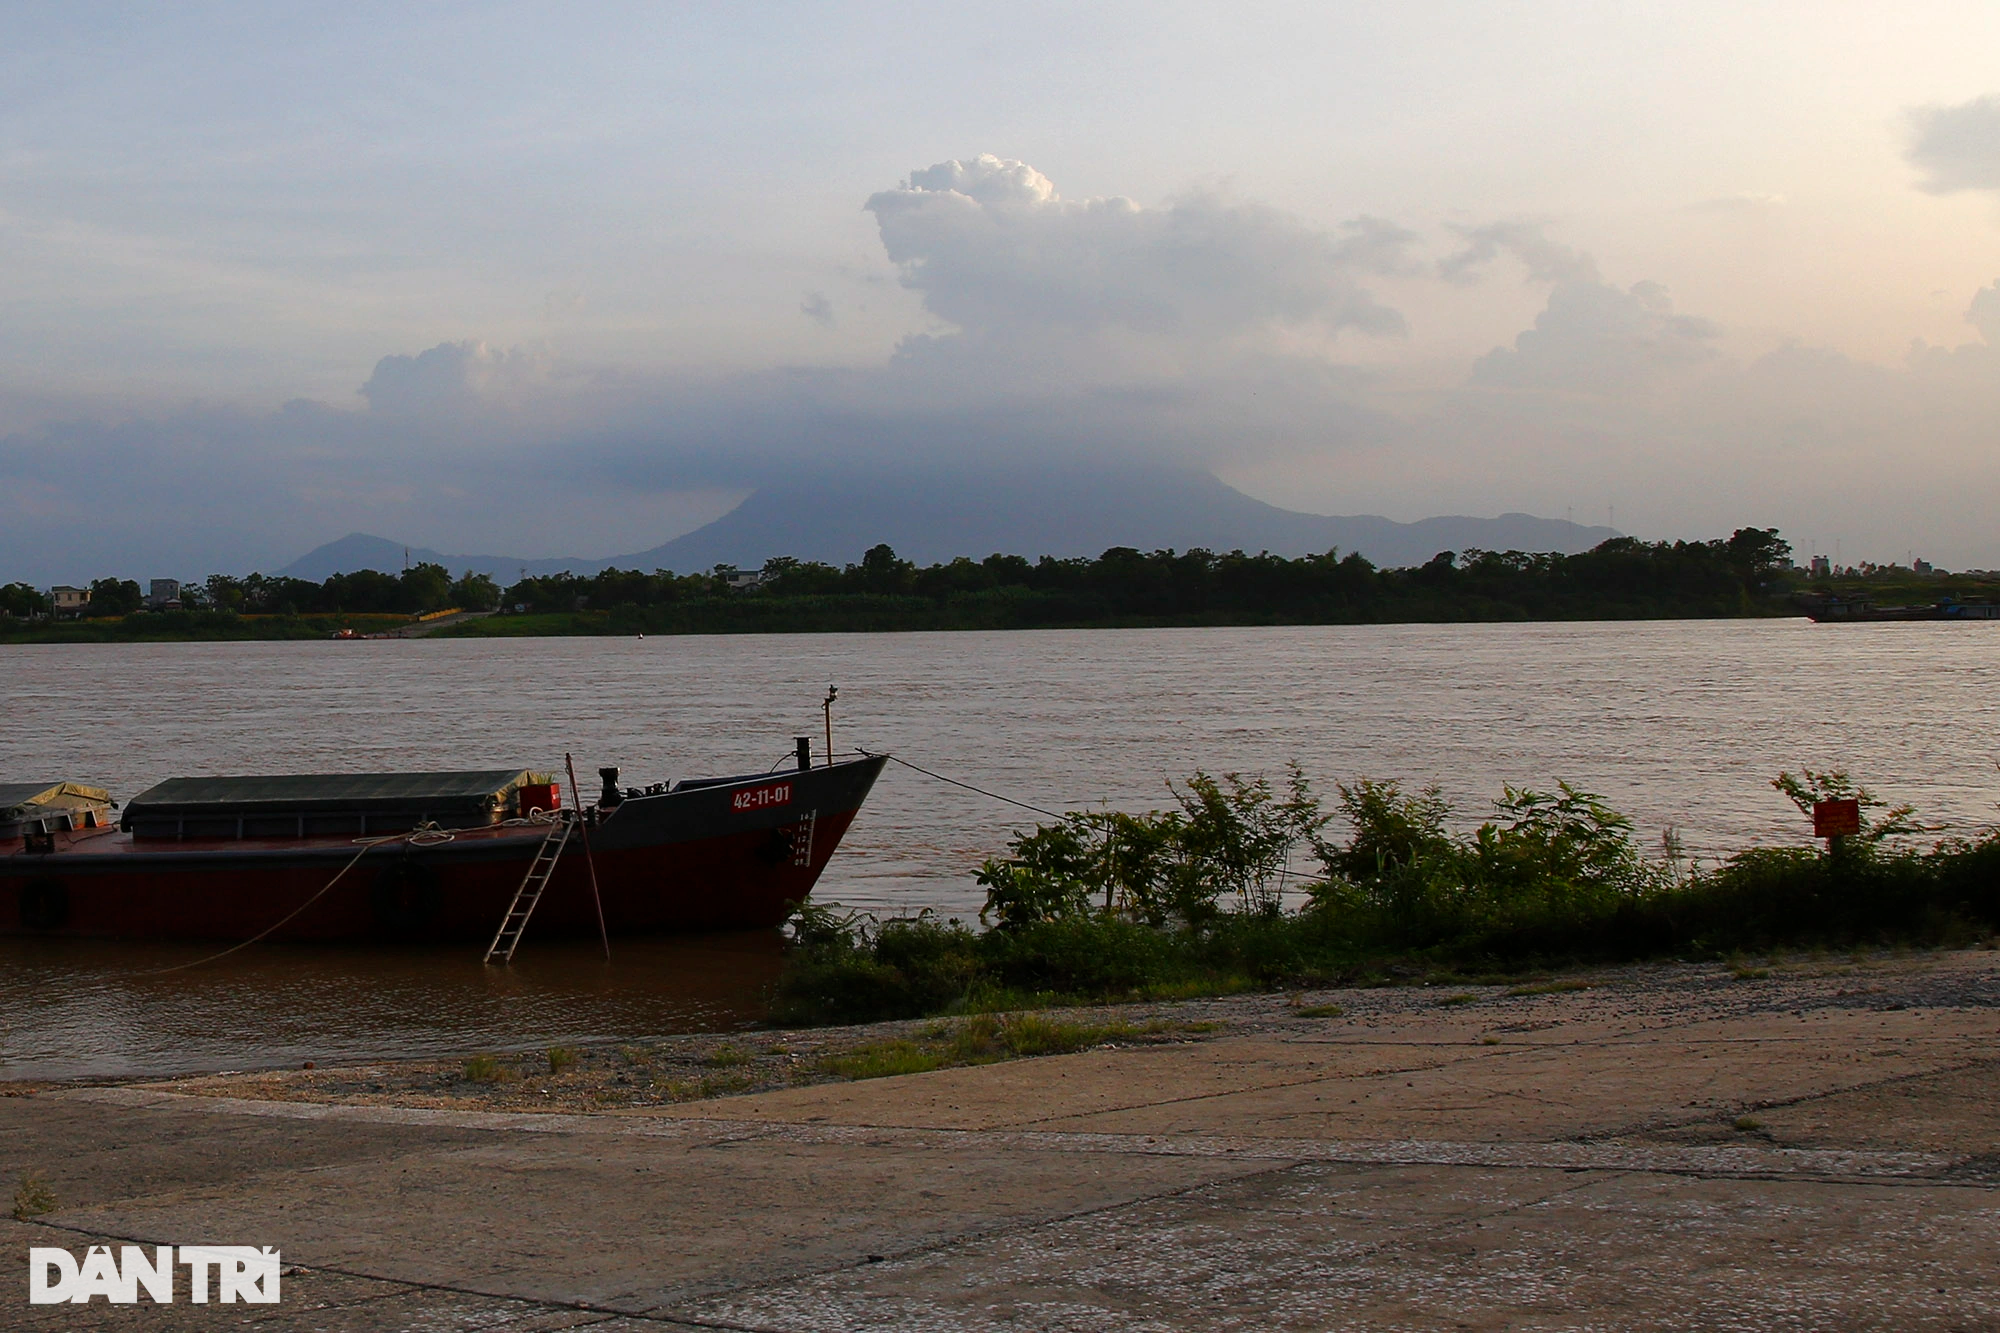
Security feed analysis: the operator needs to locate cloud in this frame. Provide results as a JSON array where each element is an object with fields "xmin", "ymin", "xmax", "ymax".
[
  {"xmin": 1970, "ymin": 280, "xmax": 2000, "ymax": 343},
  {"xmin": 1438, "ymin": 220, "xmax": 1599, "ymax": 286},
  {"xmin": 1437, "ymin": 223, "xmax": 1718, "ymax": 394},
  {"xmin": 799, "ymin": 290, "xmax": 835, "ymax": 328},
  {"xmin": 1905, "ymin": 279, "xmax": 2000, "ymax": 386},
  {"xmin": 1905, "ymin": 95, "xmax": 2000, "ymax": 194},
  {"xmin": 1470, "ymin": 278, "xmax": 1720, "ymax": 394},
  {"xmin": 863, "ymin": 154, "xmax": 1413, "ymax": 348},
  {"xmin": 357, "ymin": 340, "xmax": 557, "ymax": 416}
]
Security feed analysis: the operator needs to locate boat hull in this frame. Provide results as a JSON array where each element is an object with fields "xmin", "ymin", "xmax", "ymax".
[{"xmin": 0, "ymin": 755, "xmax": 885, "ymax": 943}]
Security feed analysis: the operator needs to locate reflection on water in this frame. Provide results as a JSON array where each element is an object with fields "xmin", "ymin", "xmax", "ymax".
[
  {"xmin": 0, "ymin": 933, "xmax": 781, "ymax": 1082},
  {"xmin": 7, "ymin": 620, "xmax": 2000, "ymax": 1078}
]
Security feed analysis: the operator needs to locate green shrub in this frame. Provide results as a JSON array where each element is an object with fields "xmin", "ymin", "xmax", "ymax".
[
  {"xmin": 769, "ymin": 910, "xmax": 982, "ymax": 1026},
  {"xmin": 976, "ymin": 766, "xmax": 1327, "ymax": 929},
  {"xmin": 767, "ymin": 766, "xmax": 2000, "ymax": 1029}
]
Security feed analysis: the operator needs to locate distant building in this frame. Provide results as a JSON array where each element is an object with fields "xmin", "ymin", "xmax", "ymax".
[
  {"xmin": 1913, "ymin": 558, "xmax": 1934, "ymax": 576},
  {"xmin": 50, "ymin": 586, "xmax": 87, "ymax": 618},
  {"xmin": 1809, "ymin": 555, "xmax": 1831, "ymax": 578},
  {"xmin": 147, "ymin": 578, "xmax": 181, "ymax": 609},
  {"xmin": 722, "ymin": 568, "xmax": 765, "ymax": 592}
]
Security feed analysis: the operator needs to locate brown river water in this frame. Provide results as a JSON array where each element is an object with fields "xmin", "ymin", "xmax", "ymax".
[{"xmin": 7, "ymin": 620, "xmax": 2000, "ymax": 1079}]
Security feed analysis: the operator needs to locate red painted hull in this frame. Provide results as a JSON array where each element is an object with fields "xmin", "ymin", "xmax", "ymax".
[{"xmin": 0, "ymin": 755, "xmax": 885, "ymax": 942}]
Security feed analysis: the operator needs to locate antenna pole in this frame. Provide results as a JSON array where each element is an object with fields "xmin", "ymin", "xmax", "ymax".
[
  {"xmin": 565, "ymin": 752, "xmax": 612, "ymax": 961},
  {"xmin": 822, "ymin": 685, "xmax": 838, "ymax": 766}
]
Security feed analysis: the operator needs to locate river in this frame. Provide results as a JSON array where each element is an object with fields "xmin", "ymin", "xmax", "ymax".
[{"xmin": 6, "ymin": 620, "xmax": 1998, "ymax": 1078}]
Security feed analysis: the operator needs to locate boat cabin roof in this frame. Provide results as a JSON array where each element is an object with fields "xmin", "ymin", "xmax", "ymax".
[{"xmin": 124, "ymin": 770, "xmax": 540, "ymax": 818}]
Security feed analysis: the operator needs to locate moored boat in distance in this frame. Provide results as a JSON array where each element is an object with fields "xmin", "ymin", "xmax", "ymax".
[
  {"xmin": 1802, "ymin": 594, "xmax": 2000, "ymax": 623},
  {"xmin": 0, "ymin": 745, "xmax": 885, "ymax": 944}
]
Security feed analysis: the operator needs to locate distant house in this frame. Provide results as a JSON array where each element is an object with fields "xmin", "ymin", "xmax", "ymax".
[
  {"xmin": 722, "ymin": 568, "xmax": 764, "ymax": 592},
  {"xmin": 147, "ymin": 578, "xmax": 182, "ymax": 610},
  {"xmin": 50, "ymin": 586, "xmax": 87, "ymax": 618}
]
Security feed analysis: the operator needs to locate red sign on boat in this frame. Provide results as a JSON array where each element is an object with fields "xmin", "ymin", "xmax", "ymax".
[{"xmin": 731, "ymin": 782, "xmax": 793, "ymax": 812}]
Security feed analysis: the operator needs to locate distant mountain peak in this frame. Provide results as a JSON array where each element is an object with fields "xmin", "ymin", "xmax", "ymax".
[
  {"xmin": 616, "ymin": 464, "xmax": 1619, "ymax": 573},
  {"xmin": 278, "ymin": 534, "xmax": 595, "ymax": 583},
  {"xmin": 280, "ymin": 464, "xmax": 1619, "ymax": 581}
]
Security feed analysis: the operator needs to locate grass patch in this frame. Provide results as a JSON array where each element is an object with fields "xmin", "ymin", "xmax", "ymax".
[
  {"xmin": 1293, "ymin": 1004, "xmax": 1345, "ymax": 1018},
  {"xmin": 1731, "ymin": 967, "xmax": 1772, "ymax": 981},
  {"xmin": 816, "ymin": 1013, "xmax": 1204, "ymax": 1083},
  {"xmin": 818, "ymin": 1040, "xmax": 947, "ymax": 1081},
  {"xmin": 462, "ymin": 1054, "xmax": 516, "ymax": 1084},
  {"xmin": 1507, "ymin": 979, "xmax": 1593, "ymax": 997},
  {"xmin": 1437, "ymin": 992, "xmax": 1479, "ymax": 1006},
  {"xmin": 1732, "ymin": 1115, "xmax": 1765, "ymax": 1132},
  {"xmin": 546, "ymin": 1046, "xmax": 581, "ymax": 1075},
  {"xmin": 652, "ymin": 1070, "xmax": 759, "ymax": 1101},
  {"xmin": 12, "ymin": 1174, "xmax": 56, "ymax": 1220},
  {"xmin": 703, "ymin": 1045, "xmax": 752, "ymax": 1068}
]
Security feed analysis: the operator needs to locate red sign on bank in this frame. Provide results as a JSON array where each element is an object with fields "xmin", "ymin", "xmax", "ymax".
[
  {"xmin": 731, "ymin": 782, "xmax": 793, "ymax": 812},
  {"xmin": 1812, "ymin": 798, "xmax": 1861, "ymax": 838}
]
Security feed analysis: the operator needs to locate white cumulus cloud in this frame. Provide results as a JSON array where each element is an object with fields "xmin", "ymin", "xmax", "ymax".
[{"xmin": 864, "ymin": 154, "xmax": 1413, "ymax": 348}]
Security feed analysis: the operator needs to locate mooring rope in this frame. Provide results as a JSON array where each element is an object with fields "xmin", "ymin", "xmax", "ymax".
[
  {"xmin": 134, "ymin": 822, "xmax": 455, "ymax": 976},
  {"xmin": 858, "ymin": 749, "xmax": 1067, "ymax": 820}
]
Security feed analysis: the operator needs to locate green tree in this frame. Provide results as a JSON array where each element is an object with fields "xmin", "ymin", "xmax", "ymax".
[
  {"xmin": 86, "ymin": 578, "xmax": 142, "ymax": 616},
  {"xmin": 0, "ymin": 583, "xmax": 50, "ymax": 618},
  {"xmin": 1726, "ymin": 527, "xmax": 1792, "ymax": 578},
  {"xmin": 321, "ymin": 569, "xmax": 402, "ymax": 613},
  {"xmin": 398, "ymin": 561, "xmax": 453, "ymax": 613},
  {"xmin": 204, "ymin": 574, "xmax": 245, "ymax": 613},
  {"xmin": 448, "ymin": 571, "xmax": 501, "ymax": 611},
  {"xmin": 855, "ymin": 544, "xmax": 915, "ymax": 595},
  {"xmin": 759, "ymin": 556, "xmax": 844, "ymax": 596}
]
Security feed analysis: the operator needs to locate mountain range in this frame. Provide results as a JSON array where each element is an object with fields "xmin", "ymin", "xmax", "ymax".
[{"xmin": 279, "ymin": 465, "xmax": 1619, "ymax": 582}]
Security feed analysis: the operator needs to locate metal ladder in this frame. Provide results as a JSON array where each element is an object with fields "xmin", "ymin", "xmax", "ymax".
[{"xmin": 483, "ymin": 813, "xmax": 573, "ymax": 964}]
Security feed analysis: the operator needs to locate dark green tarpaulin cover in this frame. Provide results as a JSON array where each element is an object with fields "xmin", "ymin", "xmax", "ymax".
[{"xmin": 123, "ymin": 770, "xmax": 538, "ymax": 820}]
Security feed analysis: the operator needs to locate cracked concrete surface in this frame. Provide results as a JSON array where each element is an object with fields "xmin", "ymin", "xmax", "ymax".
[{"xmin": 6, "ymin": 951, "xmax": 2000, "ymax": 1329}]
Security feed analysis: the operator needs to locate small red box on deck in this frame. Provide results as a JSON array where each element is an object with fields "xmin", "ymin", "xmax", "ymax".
[{"xmin": 518, "ymin": 782, "xmax": 560, "ymax": 815}]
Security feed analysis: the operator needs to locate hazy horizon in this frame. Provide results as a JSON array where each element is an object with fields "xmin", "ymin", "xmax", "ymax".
[{"xmin": 6, "ymin": 3, "xmax": 2000, "ymax": 583}]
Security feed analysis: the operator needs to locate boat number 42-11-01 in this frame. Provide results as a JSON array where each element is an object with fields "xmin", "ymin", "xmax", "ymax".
[{"xmin": 731, "ymin": 782, "xmax": 793, "ymax": 812}]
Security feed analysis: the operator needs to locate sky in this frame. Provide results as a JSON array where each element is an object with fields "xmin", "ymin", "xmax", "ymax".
[{"xmin": 4, "ymin": 1, "xmax": 2000, "ymax": 581}]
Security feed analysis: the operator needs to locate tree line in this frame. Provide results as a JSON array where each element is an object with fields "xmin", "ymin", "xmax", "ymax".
[
  {"xmin": 3, "ymin": 529, "xmax": 1797, "ymax": 630},
  {"xmin": 0, "ymin": 564, "xmax": 502, "ymax": 620},
  {"xmin": 501, "ymin": 527, "xmax": 1797, "ymax": 630}
]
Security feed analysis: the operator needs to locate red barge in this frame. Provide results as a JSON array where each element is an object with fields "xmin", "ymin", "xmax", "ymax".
[{"xmin": 0, "ymin": 746, "xmax": 886, "ymax": 945}]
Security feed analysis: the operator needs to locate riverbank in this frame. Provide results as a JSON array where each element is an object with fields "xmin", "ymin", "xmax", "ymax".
[
  {"xmin": 0, "ymin": 599, "xmax": 1805, "ymax": 643},
  {"xmin": 48, "ymin": 946, "xmax": 1985, "ymax": 1113},
  {"xmin": 8, "ymin": 949, "xmax": 1997, "ymax": 1329},
  {"xmin": 0, "ymin": 611, "xmax": 419, "ymax": 643}
]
